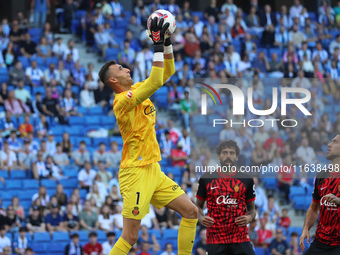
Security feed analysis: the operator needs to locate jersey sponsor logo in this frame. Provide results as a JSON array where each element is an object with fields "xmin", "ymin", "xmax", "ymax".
[
  {"xmin": 172, "ymin": 185, "xmax": 179, "ymax": 191},
  {"xmin": 132, "ymin": 206, "xmax": 140, "ymax": 216},
  {"xmin": 216, "ymin": 195, "xmax": 238, "ymax": 205},
  {"xmin": 127, "ymin": 91, "xmax": 133, "ymax": 99},
  {"xmin": 320, "ymin": 196, "xmax": 338, "ymax": 209},
  {"xmin": 321, "ymin": 186, "xmax": 328, "ymax": 191},
  {"xmin": 211, "ymin": 186, "xmax": 219, "ymax": 190},
  {"xmin": 144, "ymin": 105, "xmax": 156, "ymax": 115},
  {"xmin": 234, "ymin": 184, "xmax": 239, "ymax": 192}
]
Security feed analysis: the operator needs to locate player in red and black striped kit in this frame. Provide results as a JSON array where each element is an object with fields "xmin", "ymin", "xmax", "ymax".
[
  {"xmin": 300, "ymin": 134, "xmax": 340, "ymax": 255},
  {"xmin": 195, "ymin": 140, "xmax": 256, "ymax": 255}
]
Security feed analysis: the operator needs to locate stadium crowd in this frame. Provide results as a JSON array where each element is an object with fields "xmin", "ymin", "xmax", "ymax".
[{"xmin": 0, "ymin": 0, "xmax": 339, "ymax": 254}]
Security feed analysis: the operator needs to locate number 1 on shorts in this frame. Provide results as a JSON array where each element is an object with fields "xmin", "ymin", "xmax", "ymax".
[{"xmin": 136, "ymin": 192, "xmax": 140, "ymax": 205}]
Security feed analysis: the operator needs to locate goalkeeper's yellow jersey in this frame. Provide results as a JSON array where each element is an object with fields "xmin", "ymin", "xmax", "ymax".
[{"xmin": 113, "ymin": 59, "xmax": 175, "ymax": 169}]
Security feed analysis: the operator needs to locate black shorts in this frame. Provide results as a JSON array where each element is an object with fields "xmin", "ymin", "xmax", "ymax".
[
  {"xmin": 206, "ymin": 242, "xmax": 255, "ymax": 255},
  {"xmin": 304, "ymin": 239, "xmax": 340, "ymax": 255}
]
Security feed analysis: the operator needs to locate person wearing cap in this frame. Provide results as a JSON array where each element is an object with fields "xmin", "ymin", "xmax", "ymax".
[
  {"xmin": 65, "ymin": 233, "xmax": 83, "ymax": 255},
  {"xmin": 25, "ymin": 206, "xmax": 45, "ymax": 234},
  {"xmin": 83, "ymin": 232, "xmax": 103, "ymax": 255},
  {"xmin": 171, "ymin": 140, "xmax": 188, "ymax": 167},
  {"xmin": 102, "ymin": 232, "xmax": 116, "ymax": 255},
  {"xmin": 13, "ymin": 227, "xmax": 31, "ymax": 255},
  {"xmin": 45, "ymin": 203, "xmax": 65, "ymax": 233}
]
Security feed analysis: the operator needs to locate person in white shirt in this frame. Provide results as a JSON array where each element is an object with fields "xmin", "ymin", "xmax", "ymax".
[
  {"xmin": 160, "ymin": 243, "xmax": 176, "ymax": 255},
  {"xmin": 141, "ymin": 206, "xmax": 160, "ymax": 229},
  {"xmin": 289, "ymin": 0, "xmax": 303, "ymax": 19},
  {"xmin": 44, "ymin": 63, "xmax": 61, "ymax": 85},
  {"xmin": 52, "ymin": 37, "xmax": 67, "ymax": 58},
  {"xmin": 63, "ymin": 39, "xmax": 79, "ymax": 62},
  {"xmin": 78, "ymin": 161, "xmax": 97, "ymax": 191},
  {"xmin": 80, "ymin": 82, "xmax": 96, "ymax": 107},
  {"xmin": 312, "ymin": 42, "xmax": 328, "ymax": 65},
  {"xmin": 0, "ymin": 141, "xmax": 18, "ymax": 170},
  {"xmin": 219, "ymin": 123, "xmax": 236, "ymax": 141},
  {"xmin": 31, "ymin": 186, "xmax": 50, "ymax": 207},
  {"xmin": 0, "ymin": 227, "xmax": 12, "ymax": 254},
  {"xmin": 329, "ymin": 34, "xmax": 340, "ymax": 54},
  {"xmin": 190, "ymin": 15, "xmax": 204, "ymax": 38},
  {"xmin": 97, "ymin": 204, "xmax": 114, "ymax": 232},
  {"xmin": 291, "ymin": 70, "xmax": 312, "ymax": 90},
  {"xmin": 296, "ymin": 138, "xmax": 317, "ymax": 165},
  {"xmin": 46, "ymin": 132, "xmax": 57, "ymax": 155},
  {"xmin": 102, "ymin": 232, "xmax": 116, "ymax": 255},
  {"xmin": 86, "ymin": 63, "xmax": 99, "ymax": 89},
  {"xmin": 25, "ymin": 60, "xmax": 45, "ymax": 87},
  {"xmin": 112, "ymin": 204, "xmax": 123, "ymax": 230}
]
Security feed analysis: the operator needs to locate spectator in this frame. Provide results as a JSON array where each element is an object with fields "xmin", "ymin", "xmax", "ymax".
[
  {"xmin": 46, "ymin": 203, "xmax": 65, "ymax": 233},
  {"xmin": 296, "ymin": 138, "xmax": 317, "ymax": 165},
  {"xmin": 25, "ymin": 206, "xmax": 45, "ymax": 233},
  {"xmin": 18, "ymin": 114, "xmax": 33, "ymax": 137},
  {"xmin": 112, "ymin": 205, "xmax": 123, "ymax": 230},
  {"xmin": 0, "ymin": 111, "xmax": 15, "ymax": 133},
  {"xmin": 45, "ymin": 131, "xmax": 56, "ymax": 155},
  {"xmin": 32, "ymin": 186, "xmax": 50, "ymax": 207},
  {"xmin": 42, "ymin": 87, "xmax": 64, "ymax": 123},
  {"xmin": 83, "ymin": 232, "xmax": 103, "ymax": 255},
  {"xmin": 257, "ymin": 218, "xmax": 272, "ymax": 249},
  {"xmin": 53, "ymin": 143, "xmax": 70, "ymax": 166},
  {"xmin": 2, "ymin": 41, "xmax": 17, "ymax": 68},
  {"xmin": 278, "ymin": 208, "xmax": 291, "ymax": 231},
  {"xmin": 36, "ymin": 36, "xmax": 51, "ymax": 58},
  {"xmin": 65, "ymin": 233, "xmax": 83, "ymax": 255},
  {"xmin": 63, "ymin": 0, "xmax": 77, "ymax": 32},
  {"xmin": 94, "ymin": 80, "xmax": 111, "ymax": 108},
  {"xmin": 63, "ymin": 203, "xmax": 79, "ymax": 232},
  {"xmin": 15, "ymin": 80, "xmax": 31, "ymax": 105},
  {"xmin": 9, "ymin": 20, "xmax": 23, "ymax": 46},
  {"xmin": 85, "ymin": 63, "xmax": 99, "ymax": 90},
  {"xmin": 0, "ymin": 226, "xmax": 12, "ymax": 254},
  {"xmin": 44, "ymin": 63, "xmax": 61, "ymax": 85},
  {"xmin": 97, "ymin": 204, "xmax": 114, "ymax": 233},
  {"xmin": 63, "ymin": 40, "xmax": 80, "ymax": 62},
  {"xmin": 289, "ymin": 232, "xmax": 302, "ymax": 255},
  {"xmin": 4, "ymin": 90, "xmax": 30, "ymax": 116},
  {"xmin": 278, "ymin": 154, "xmax": 296, "ymax": 204},
  {"xmin": 0, "ymin": 141, "xmax": 18, "ymax": 171},
  {"xmin": 61, "ymin": 89, "xmax": 80, "ymax": 120},
  {"xmin": 54, "ymin": 184, "xmax": 67, "ymax": 207},
  {"xmin": 45, "ymin": 155, "xmax": 67, "ymax": 181},
  {"xmin": 289, "ymin": 25, "xmax": 305, "ymax": 48},
  {"xmin": 93, "ymin": 143, "xmax": 108, "ymax": 167},
  {"xmin": 69, "ymin": 61, "xmax": 86, "ymax": 87},
  {"xmin": 9, "ymin": 62, "xmax": 25, "ymax": 85},
  {"xmin": 160, "ymin": 243, "xmax": 176, "ymax": 255},
  {"xmin": 39, "ymin": 141, "xmax": 50, "ymax": 159},
  {"xmin": 86, "ymin": 183, "xmax": 105, "ymax": 208},
  {"xmin": 184, "ymin": 33, "xmax": 200, "ymax": 57},
  {"xmin": 11, "ymin": 197, "xmax": 25, "ymax": 220},
  {"xmin": 106, "ymin": 141, "xmax": 121, "ymax": 169},
  {"xmin": 73, "ymin": 141, "xmax": 91, "ymax": 167},
  {"xmin": 26, "ymin": 60, "xmax": 45, "ymax": 87},
  {"xmin": 7, "ymin": 129, "xmax": 22, "ymax": 153},
  {"xmin": 312, "ymin": 42, "xmax": 328, "ymax": 65},
  {"xmin": 18, "ymin": 139, "xmax": 36, "ymax": 170},
  {"xmin": 171, "ymin": 141, "xmax": 188, "ymax": 167},
  {"xmin": 180, "ymin": 89, "xmax": 196, "ymax": 130},
  {"xmin": 0, "ymin": 82, "xmax": 8, "ymax": 106},
  {"xmin": 61, "ymin": 132, "xmax": 73, "ymax": 158},
  {"xmin": 252, "ymin": 51, "xmax": 270, "ymax": 74},
  {"xmin": 96, "ymin": 161, "xmax": 112, "ymax": 187},
  {"xmin": 248, "ymin": 219, "xmax": 259, "ymax": 247},
  {"xmin": 102, "ymin": 232, "xmax": 115, "ymax": 255},
  {"xmin": 160, "ymin": 130, "xmax": 174, "ymax": 161},
  {"xmin": 195, "ymin": 229, "xmax": 206, "ymax": 255},
  {"xmin": 6, "ymin": 205, "xmax": 21, "ymax": 234},
  {"xmin": 80, "ymin": 82, "xmax": 96, "ymax": 107},
  {"xmin": 13, "ymin": 227, "xmax": 30, "ymax": 255},
  {"xmin": 52, "ymin": 37, "xmax": 67, "ymax": 59},
  {"xmin": 78, "ymin": 161, "xmax": 97, "ymax": 191},
  {"xmin": 20, "ymin": 33, "xmax": 37, "ymax": 58},
  {"xmin": 269, "ymin": 228, "xmax": 289, "ymax": 255}
]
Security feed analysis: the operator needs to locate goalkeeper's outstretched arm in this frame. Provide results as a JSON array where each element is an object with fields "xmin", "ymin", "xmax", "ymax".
[{"xmin": 163, "ymin": 38, "xmax": 175, "ymax": 82}]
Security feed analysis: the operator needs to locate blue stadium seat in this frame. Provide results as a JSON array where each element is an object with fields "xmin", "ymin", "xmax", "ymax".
[
  {"xmin": 41, "ymin": 179, "xmax": 57, "ymax": 189},
  {"xmin": 289, "ymin": 186, "xmax": 306, "ymax": 200},
  {"xmin": 45, "ymin": 57, "xmax": 59, "ymax": 66},
  {"xmin": 67, "ymin": 125, "xmax": 85, "ymax": 137},
  {"xmin": 101, "ymin": 116, "xmax": 115, "ymax": 127},
  {"xmin": 80, "ymin": 189, "xmax": 87, "ymax": 200},
  {"xmin": 64, "ymin": 168, "xmax": 78, "ymax": 178},
  {"xmin": 71, "ymin": 231, "xmax": 88, "ymax": 242},
  {"xmin": 52, "ymin": 231, "xmax": 70, "ymax": 242},
  {"xmin": 1, "ymin": 192, "xmax": 15, "ymax": 201},
  {"xmin": 21, "ymin": 200, "xmax": 32, "ymax": 210},
  {"xmin": 69, "ymin": 116, "xmax": 85, "ymax": 125},
  {"xmin": 85, "ymin": 116, "xmax": 101, "ymax": 126},
  {"xmin": 114, "ymin": 29, "xmax": 126, "ymax": 38},
  {"xmin": 6, "ymin": 180, "xmax": 22, "ymax": 189},
  {"xmin": 76, "ymin": 10, "xmax": 87, "ymax": 19},
  {"xmin": 30, "ymin": 56, "xmax": 45, "ymax": 66},
  {"xmin": 88, "ymin": 107, "xmax": 103, "ymax": 115},
  {"xmin": 153, "ymin": 86, "xmax": 168, "ymax": 97},
  {"xmin": 105, "ymin": 48, "xmax": 119, "ymax": 61},
  {"xmin": 31, "ymin": 243, "xmax": 47, "ymax": 253},
  {"xmin": 29, "ymin": 28, "xmax": 42, "ymax": 37},
  {"xmin": 97, "ymin": 230, "xmax": 107, "ymax": 241},
  {"xmin": 308, "ymin": 12, "xmax": 317, "ymax": 22},
  {"xmin": 263, "ymin": 178, "xmax": 277, "ymax": 190},
  {"xmin": 10, "ymin": 170, "xmax": 26, "ymax": 179},
  {"xmin": 293, "ymin": 195, "xmax": 306, "ymax": 210},
  {"xmin": 0, "ymin": 170, "xmax": 9, "ymax": 178},
  {"xmin": 77, "ymin": 107, "xmax": 87, "ymax": 115},
  {"xmin": 156, "ymin": 95, "xmax": 168, "ymax": 109},
  {"xmin": 49, "ymin": 242, "xmax": 66, "ymax": 253},
  {"xmin": 71, "ymin": 19, "xmax": 80, "ymax": 34},
  {"xmin": 191, "ymin": 11, "xmax": 204, "ymax": 20},
  {"xmin": 164, "ymin": 167, "xmax": 182, "ymax": 178},
  {"xmin": 22, "ymin": 180, "xmax": 39, "ymax": 189},
  {"xmin": 33, "ymin": 232, "xmax": 51, "ymax": 242},
  {"xmin": 0, "ymin": 181, "xmax": 4, "ymax": 189},
  {"xmin": 50, "ymin": 126, "xmax": 65, "ymax": 136},
  {"xmin": 59, "ymin": 179, "xmax": 78, "ymax": 189},
  {"xmin": 18, "ymin": 56, "xmax": 30, "ymax": 68},
  {"xmin": 254, "ymin": 247, "xmax": 265, "ymax": 255},
  {"xmin": 18, "ymin": 189, "xmax": 37, "ymax": 201},
  {"xmin": 77, "ymin": 137, "xmax": 91, "ymax": 146},
  {"xmin": 92, "ymin": 138, "xmax": 109, "ymax": 147},
  {"xmin": 163, "ymin": 229, "xmax": 178, "ymax": 240}
]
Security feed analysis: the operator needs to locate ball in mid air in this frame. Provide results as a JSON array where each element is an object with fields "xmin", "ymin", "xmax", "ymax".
[{"xmin": 146, "ymin": 9, "xmax": 176, "ymax": 40}]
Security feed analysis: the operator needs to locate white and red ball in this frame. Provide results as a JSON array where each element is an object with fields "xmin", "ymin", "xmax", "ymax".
[{"xmin": 146, "ymin": 9, "xmax": 176, "ymax": 40}]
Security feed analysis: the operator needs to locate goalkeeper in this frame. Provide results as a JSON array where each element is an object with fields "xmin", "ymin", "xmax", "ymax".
[{"xmin": 99, "ymin": 17, "xmax": 198, "ymax": 255}]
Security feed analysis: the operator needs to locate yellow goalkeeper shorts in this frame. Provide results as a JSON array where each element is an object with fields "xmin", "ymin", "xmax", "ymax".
[{"xmin": 119, "ymin": 162, "xmax": 184, "ymax": 220}]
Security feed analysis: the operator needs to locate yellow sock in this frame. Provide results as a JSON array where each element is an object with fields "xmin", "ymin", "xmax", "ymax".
[
  {"xmin": 109, "ymin": 237, "xmax": 132, "ymax": 255},
  {"xmin": 178, "ymin": 217, "xmax": 198, "ymax": 255}
]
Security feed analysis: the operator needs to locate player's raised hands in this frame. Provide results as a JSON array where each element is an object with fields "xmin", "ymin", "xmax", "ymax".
[
  {"xmin": 148, "ymin": 17, "xmax": 170, "ymax": 45},
  {"xmin": 199, "ymin": 215, "xmax": 215, "ymax": 227},
  {"xmin": 300, "ymin": 228, "xmax": 310, "ymax": 252},
  {"xmin": 235, "ymin": 215, "xmax": 252, "ymax": 227}
]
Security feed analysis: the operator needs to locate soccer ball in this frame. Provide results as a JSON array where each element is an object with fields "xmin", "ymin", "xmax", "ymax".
[{"xmin": 146, "ymin": 9, "xmax": 176, "ymax": 40}]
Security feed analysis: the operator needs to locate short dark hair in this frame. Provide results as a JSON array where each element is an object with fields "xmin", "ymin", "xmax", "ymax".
[
  {"xmin": 89, "ymin": 232, "xmax": 97, "ymax": 238},
  {"xmin": 19, "ymin": 226, "xmax": 28, "ymax": 232},
  {"xmin": 71, "ymin": 233, "xmax": 79, "ymax": 239},
  {"xmin": 217, "ymin": 140, "xmax": 240, "ymax": 156},
  {"xmin": 106, "ymin": 232, "xmax": 116, "ymax": 237},
  {"xmin": 98, "ymin": 60, "xmax": 117, "ymax": 85},
  {"xmin": 290, "ymin": 232, "xmax": 298, "ymax": 237}
]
